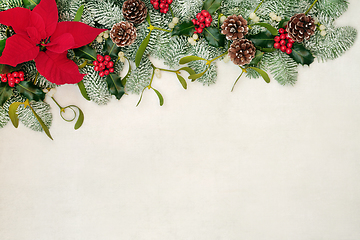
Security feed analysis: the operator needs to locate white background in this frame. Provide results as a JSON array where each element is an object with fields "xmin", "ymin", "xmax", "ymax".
[{"xmin": 1, "ymin": 1, "xmax": 360, "ymax": 239}]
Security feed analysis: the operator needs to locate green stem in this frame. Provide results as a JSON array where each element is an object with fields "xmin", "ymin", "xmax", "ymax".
[
  {"xmin": 208, "ymin": 51, "xmax": 229, "ymax": 64},
  {"xmin": 305, "ymin": 0, "xmax": 319, "ymax": 15},
  {"xmin": 254, "ymin": 0, "xmax": 265, "ymax": 13},
  {"xmin": 51, "ymin": 97, "xmax": 64, "ymax": 111},
  {"xmin": 231, "ymin": 68, "xmax": 246, "ymax": 92},
  {"xmin": 169, "ymin": 5, "xmax": 174, "ymax": 18},
  {"xmin": 148, "ymin": 68, "xmax": 156, "ymax": 89},
  {"xmin": 153, "ymin": 26, "xmax": 172, "ymax": 32}
]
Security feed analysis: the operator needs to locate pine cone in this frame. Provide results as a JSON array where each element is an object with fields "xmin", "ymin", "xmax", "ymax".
[
  {"xmin": 221, "ymin": 15, "xmax": 248, "ymax": 40},
  {"xmin": 228, "ymin": 39, "xmax": 256, "ymax": 66},
  {"xmin": 287, "ymin": 13, "xmax": 316, "ymax": 42},
  {"xmin": 110, "ymin": 22, "xmax": 137, "ymax": 47},
  {"xmin": 122, "ymin": 0, "xmax": 147, "ymax": 24}
]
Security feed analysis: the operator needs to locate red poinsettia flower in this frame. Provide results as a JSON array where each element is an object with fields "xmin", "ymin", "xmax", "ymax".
[{"xmin": 0, "ymin": 0, "xmax": 106, "ymax": 84}]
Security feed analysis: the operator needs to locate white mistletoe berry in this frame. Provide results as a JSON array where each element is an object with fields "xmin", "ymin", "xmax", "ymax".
[
  {"xmin": 271, "ymin": 15, "xmax": 277, "ymax": 21},
  {"xmin": 47, "ymin": 88, "xmax": 57, "ymax": 98},
  {"xmin": 249, "ymin": 13, "xmax": 256, "ymax": 20},
  {"xmin": 172, "ymin": 17, "xmax": 179, "ymax": 24},
  {"xmin": 320, "ymin": 30, "xmax": 327, "ymax": 36},
  {"xmin": 192, "ymin": 33, "xmax": 198, "ymax": 40},
  {"xmin": 96, "ymin": 36, "xmax": 103, "ymax": 43},
  {"xmin": 269, "ymin": 12, "xmax": 276, "ymax": 18},
  {"xmin": 155, "ymin": 69, "xmax": 161, "ymax": 78},
  {"xmin": 118, "ymin": 51, "xmax": 125, "ymax": 58},
  {"xmin": 119, "ymin": 56, "xmax": 126, "ymax": 63},
  {"xmin": 276, "ymin": 16, "xmax": 282, "ymax": 22},
  {"xmin": 168, "ymin": 22, "xmax": 175, "ymax": 29},
  {"xmin": 103, "ymin": 32, "xmax": 109, "ymax": 39},
  {"xmin": 220, "ymin": 15, "xmax": 227, "ymax": 24},
  {"xmin": 319, "ymin": 24, "xmax": 326, "ymax": 31},
  {"xmin": 253, "ymin": 16, "xmax": 260, "ymax": 23},
  {"xmin": 223, "ymin": 55, "xmax": 230, "ymax": 63}
]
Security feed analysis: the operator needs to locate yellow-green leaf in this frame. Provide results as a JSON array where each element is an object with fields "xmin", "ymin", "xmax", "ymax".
[
  {"xmin": 179, "ymin": 56, "xmax": 206, "ymax": 64},
  {"xmin": 135, "ymin": 32, "xmax": 151, "ymax": 67},
  {"xmin": 73, "ymin": 5, "xmax": 84, "ymax": 22},
  {"xmin": 77, "ymin": 80, "xmax": 90, "ymax": 101},
  {"xmin": 8, "ymin": 101, "xmax": 23, "ymax": 128},
  {"xmin": 29, "ymin": 104, "xmax": 53, "ymax": 140},
  {"xmin": 74, "ymin": 106, "xmax": 84, "ymax": 130},
  {"xmin": 248, "ymin": 67, "xmax": 270, "ymax": 83},
  {"xmin": 179, "ymin": 67, "xmax": 196, "ymax": 75},
  {"xmin": 176, "ymin": 74, "xmax": 187, "ymax": 89},
  {"xmin": 253, "ymin": 23, "xmax": 278, "ymax": 35},
  {"xmin": 152, "ymin": 88, "xmax": 164, "ymax": 106}
]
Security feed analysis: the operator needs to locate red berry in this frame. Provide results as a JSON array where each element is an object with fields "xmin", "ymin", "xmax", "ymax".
[
  {"xmin": 201, "ymin": 10, "xmax": 209, "ymax": 17},
  {"xmin": 194, "ymin": 30, "xmax": 198, "ymax": 34},
  {"xmin": 20, "ymin": 77, "xmax": 24, "ymax": 82},
  {"xmin": 197, "ymin": 28, "xmax": 203, "ymax": 33},
  {"xmin": 196, "ymin": 13, "xmax": 201, "ymax": 19},
  {"xmin": 286, "ymin": 48, "xmax": 292, "ymax": 54},
  {"xmin": 159, "ymin": 3, "xmax": 165, "ymax": 8},
  {"xmin": 205, "ymin": 17, "xmax": 212, "ymax": 24},
  {"xmin": 288, "ymin": 38, "xmax": 295, "ymax": 44},
  {"xmin": 8, "ymin": 81, "xmax": 15, "ymax": 87},
  {"xmin": 205, "ymin": 22, "xmax": 211, "ymax": 27},
  {"xmin": 104, "ymin": 55, "xmax": 111, "ymax": 61},
  {"xmin": 104, "ymin": 70, "xmax": 110, "ymax": 75},
  {"xmin": 7, "ymin": 73, "xmax": 11, "ymax": 78},
  {"xmin": 107, "ymin": 61, "xmax": 114, "ymax": 68},
  {"xmin": 99, "ymin": 62, "xmax": 104, "ymax": 68},
  {"xmin": 163, "ymin": 7, "xmax": 168, "ymax": 13},
  {"xmin": 287, "ymin": 43, "xmax": 293, "ymax": 48},
  {"xmin": 274, "ymin": 36, "xmax": 280, "ymax": 42},
  {"xmin": 280, "ymin": 34, "xmax": 286, "ymax": 40},
  {"xmin": 285, "ymin": 34, "xmax": 290, "ymax": 39},
  {"xmin": 109, "ymin": 68, "xmax": 115, "ymax": 73},
  {"xmin": 165, "ymin": 4, "xmax": 169, "ymax": 8},
  {"xmin": 198, "ymin": 16, "xmax": 205, "ymax": 22},
  {"xmin": 15, "ymin": 78, "xmax": 20, "ymax": 84},
  {"xmin": 279, "ymin": 28, "xmax": 285, "ymax": 34},
  {"xmin": 196, "ymin": 20, "xmax": 199, "ymax": 25},
  {"xmin": 99, "ymin": 71, "xmax": 105, "ymax": 77},
  {"xmin": 280, "ymin": 45, "xmax": 287, "ymax": 52},
  {"xmin": 12, "ymin": 72, "xmax": 18, "ymax": 78},
  {"xmin": 280, "ymin": 40, "xmax": 286, "ymax": 45},
  {"xmin": 94, "ymin": 66, "xmax": 100, "ymax": 71},
  {"xmin": 103, "ymin": 61, "xmax": 108, "ymax": 66},
  {"xmin": 199, "ymin": 23, "xmax": 205, "ymax": 29},
  {"xmin": 153, "ymin": 2, "xmax": 159, "ymax": 8},
  {"xmin": 167, "ymin": 0, "xmax": 172, "ymax": 4},
  {"xmin": 93, "ymin": 61, "xmax": 99, "ymax": 66},
  {"xmin": 274, "ymin": 43, "xmax": 281, "ymax": 49},
  {"xmin": 1, "ymin": 77, "xmax": 6, "ymax": 82},
  {"xmin": 192, "ymin": 19, "xmax": 196, "ymax": 25},
  {"xmin": 8, "ymin": 77, "xmax": 15, "ymax": 83},
  {"xmin": 97, "ymin": 55, "xmax": 104, "ymax": 62}
]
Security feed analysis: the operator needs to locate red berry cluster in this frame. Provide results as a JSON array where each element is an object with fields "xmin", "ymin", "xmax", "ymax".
[
  {"xmin": 93, "ymin": 55, "xmax": 115, "ymax": 77},
  {"xmin": 151, "ymin": 0, "xmax": 172, "ymax": 14},
  {"xmin": 191, "ymin": 10, "xmax": 212, "ymax": 34},
  {"xmin": 0, "ymin": 71, "xmax": 25, "ymax": 87},
  {"xmin": 273, "ymin": 28, "xmax": 295, "ymax": 55}
]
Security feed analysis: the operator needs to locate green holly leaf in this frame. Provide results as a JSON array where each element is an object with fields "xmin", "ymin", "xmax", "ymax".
[
  {"xmin": 16, "ymin": 81, "xmax": 45, "ymax": 102},
  {"xmin": 103, "ymin": 38, "xmax": 121, "ymax": 58},
  {"xmin": 171, "ymin": 21, "xmax": 196, "ymax": 37},
  {"xmin": 202, "ymin": 0, "xmax": 222, "ymax": 14},
  {"xmin": 0, "ymin": 82, "xmax": 13, "ymax": 107},
  {"xmin": 105, "ymin": 73, "xmax": 125, "ymax": 100},
  {"xmin": 204, "ymin": 27, "xmax": 225, "ymax": 48},
  {"xmin": 253, "ymin": 23, "xmax": 278, "ymax": 35},
  {"xmin": 22, "ymin": 0, "xmax": 40, "ymax": 9},
  {"xmin": 0, "ymin": 39, "xmax": 6, "ymax": 56},
  {"xmin": 73, "ymin": 45, "xmax": 97, "ymax": 61},
  {"xmin": 289, "ymin": 43, "xmax": 315, "ymax": 66},
  {"xmin": 247, "ymin": 30, "xmax": 275, "ymax": 49},
  {"xmin": 135, "ymin": 31, "xmax": 151, "ymax": 67}
]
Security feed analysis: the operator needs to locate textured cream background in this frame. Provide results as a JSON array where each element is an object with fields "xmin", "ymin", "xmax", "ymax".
[{"xmin": 1, "ymin": 1, "xmax": 360, "ymax": 239}]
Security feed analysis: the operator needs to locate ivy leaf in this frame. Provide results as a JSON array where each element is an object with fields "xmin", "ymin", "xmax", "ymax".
[
  {"xmin": 135, "ymin": 31, "xmax": 151, "ymax": 67},
  {"xmin": 247, "ymin": 30, "xmax": 275, "ymax": 49},
  {"xmin": 77, "ymin": 80, "xmax": 90, "ymax": 101},
  {"xmin": 202, "ymin": 0, "xmax": 222, "ymax": 14},
  {"xmin": 171, "ymin": 21, "xmax": 195, "ymax": 37},
  {"xmin": 179, "ymin": 67, "xmax": 196, "ymax": 75},
  {"xmin": 8, "ymin": 101, "xmax": 23, "ymax": 128},
  {"xmin": 0, "ymin": 82, "xmax": 13, "ymax": 106},
  {"xmin": 73, "ymin": 5, "xmax": 84, "ymax": 22},
  {"xmin": 16, "ymin": 81, "xmax": 45, "ymax": 102},
  {"xmin": 105, "ymin": 73, "xmax": 125, "ymax": 100},
  {"xmin": 152, "ymin": 88, "xmax": 164, "ymax": 106},
  {"xmin": 0, "ymin": 39, "xmax": 6, "ymax": 56},
  {"xmin": 176, "ymin": 74, "xmax": 187, "ymax": 89},
  {"xmin": 73, "ymin": 45, "xmax": 97, "ymax": 61},
  {"xmin": 253, "ymin": 23, "xmax": 278, "ymax": 35},
  {"xmin": 247, "ymin": 67, "xmax": 270, "ymax": 83},
  {"xmin": 23, "ymin": 0, "xmax": 40, "ymax": 9},
  {"xmin": 248, "ymin": 50, "xmax": 264, "ymax": 66},
  {"xmin": 179, "ymin": 56, "xmax": 206, "ymax": 64},
  {"xmin": 103, "ymin": 38, "xmax": 121, "ymax": 58},
  {"xmin": 289, "ymin": 43, "xmax": 315, "ymax": 66},
  {"xmin": 204, "ymin": 27, "xmax": 225, "ymax": 48}
]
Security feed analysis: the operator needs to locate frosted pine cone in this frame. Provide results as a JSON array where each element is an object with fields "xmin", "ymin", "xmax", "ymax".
[
  {"xmin": 122, "ymin": 0, "xmax": 147, "ymax": 24},
  {"xmin": 287, "ymin": 13, "xmax": 316, "ymax": 42},
  {"xmin": 221, "ymin": 15, "xmax": 248, "ymax": 40},
  {"xmin": 110, "ymin": 22, "xmax": 137, "ymax": 47},
  {"xmin": 228, "ymin": 39, "xmax": 256, "ymax": 66}
]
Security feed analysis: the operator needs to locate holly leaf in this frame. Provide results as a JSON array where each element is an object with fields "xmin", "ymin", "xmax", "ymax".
[
  {"xmin": 253, "ymin": 23, "xmax": 278, "ymax": 35},
  {"xmin": 202, "ymin": 0, "xmax": 222, "ymax": 14},
  {"xmin": 204, "ymin": 27, "xmax": 225, "ymax": 48},
  {"xmin": 23, "ymin": 0, "xmax": 40, "ymax": 9},
  {"xmin": 0, "ymin": 39, "xmax": 6, "ymax": 56},
  {"xmin": 0, "ymin": 82, "xmax": 13, "ymax": 106},
  {"xmin": 172, "ymin": 21, "xmax": 196, "ymax": 37},
  {"xmin": 135, "ymin": 31, "xmax": 151, "ymax": 67},
  {"xmin": 103, "ymin": 38, "xmax": 121, "ymax": 58},
  {"xmin": 289, "ymin": 43, "xmax": 315, "ymax": 66},
  {"xmin": 16, "ymin": 81, "xmax": 45, "ymax": 102},
  {"xmin": 247, "ymin": 30, "xmax": 275, "ymax": 49},
  {"xmin": 105, "ymin": 73, "xmax": 125, "ymax": 100},
  {"xmin": 73, "ymin": 45, "xmax": 97, "ymax": 61}
]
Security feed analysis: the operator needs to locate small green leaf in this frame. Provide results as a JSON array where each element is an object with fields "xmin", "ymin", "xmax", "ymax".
[
  {"xmin": 22, "ymin": 0, "xmax": 40, "ymax": 9},
  {"xmin": 171, "ymin": 21, "xmax": 196, "ymax": 37},
  {"xmin": 179, "ymin": 56, "xmax": 206, "ymax": 64},
  {"xmin": 136, "ymin": 87, "xmax": 146, "ymax": 107},
  {"xmin": 73, "ymin": 5, "xmax": 84, "ymax": 22},
  {"xmin": 202, "ymin": 0, "xmax": 222, "ymax": 14},
  {"xmin": 247, "ymin": 67, "xmax": 270, "ymax": 83},
  {"xmin": 16, "ymin": 81, "xmax": 45, "ymax": 102},
  {"xmin": 105, "ymin": 73, "xmax": 125, "ymax": 100},
  {"xmin": 247, "ymin": 30, "xmax": 275, "ymax": 49},
  {"xmin": 278, "ymin": 18, "xmax": 289, "ymax": 29},
  {"xmin": 176, "ymin": 74, "xmax": 187, "ymax": 89},
  {"xmin": 179, "ymin": 67, "xmax": 196, "ymax": 75},
  {"xmin": 152, "ymin": 88, "xmax": 164, "ymax": 106},
  {"xmin": 73, "ymin": 106, "xmax": 84, "ymax": 130},
  {"xmin": 0, "ymin": 82, "xmax": 13, "ymax": 106},
  {"xmin": 73, "ymin": 45, "xmax": 97, "ymax": 61},
  {"xmin": 77, "ymin": 80, "xmax": 90, "ymax": 101},
  {"xmin": 204, "ymin": 27, "xmax": 225, "ymax": 48},
  {"xmin": 248, "ymin": 50, "xmax": 264, "ymax": 66},
  {"xmin": 188, "ymin": 66, "xmax": 210, "ymax": 80},
  {"xmin": 289, "ymin": 43, "xmax": 315, "ymax": 66},
  {"xmin": 0, "ymin": 39, "xmax": 6, "ymax": 56},
  {"xmin": 253, "ymin": 23, "xmax": 278, "ymax": 35},
  {"xmin": 135, "ymin": 31, "xmax": 151, "ymax": 67},
  {"xmin": 8, "ymin": 101, "xmax": 22, "ymax": 128},
  {"xmin": 121, "ymin": 58, "xmax": 131, "ymax": 87},
  {"xmin": 103, "ymin": 38, "xmax": 121, "ymax": 58},
  {"xmin": 29, "ymin": 104, "xmax": 53, "ymax": 140}
]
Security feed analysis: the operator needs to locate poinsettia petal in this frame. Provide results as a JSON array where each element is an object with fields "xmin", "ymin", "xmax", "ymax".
[
  {"xmin": 33, "ymin": 0, "xmax": 58, "ymax": 36},
  {"xmin": 51, "ymin": 22, "xmax": 106, "ymax": 49},
  {"xmin": 35, "ymin": 51, "xmax": 85, "ymax": 85},
  {"xmin": 30, "ymin": 12, "xmax": 47, "ymax": 40},
  {"xmin": 0, "ymin": 34, "xmax": 39, "ymax": 67},
  {"xmin": 27, "ymin": 27, "xmax": 41, "ymax": 45},
  {"xmin": 44, "ymin": 33, "xmax": 75, "ymax": 53},
  {"xmin": 0, "ymin": 7, "xmax": 31, "ymax": 35}
]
